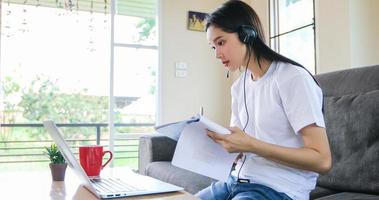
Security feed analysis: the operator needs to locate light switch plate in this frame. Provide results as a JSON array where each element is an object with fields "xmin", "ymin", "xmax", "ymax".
[
  {"xmin": 175, "ymin": 69, "xmax": 187, "ymax": 77},
  {"xmin": 175, "ymin": 62, "xmax": 188, "ymax": 70}
]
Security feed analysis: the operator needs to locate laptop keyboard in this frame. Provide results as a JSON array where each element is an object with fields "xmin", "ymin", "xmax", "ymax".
[{"xmin": 91, "ymin": 178, "xmax": 145, "ymax": 193}]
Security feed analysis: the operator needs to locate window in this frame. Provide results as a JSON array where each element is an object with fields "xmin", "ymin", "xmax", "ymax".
[
  {"xmin": 269, "ymin": 0, "xmax": 316, "ymax": 74},
  {"xmin": 0, "ymin": 0, "xmax": 157, "ymax": 169}
]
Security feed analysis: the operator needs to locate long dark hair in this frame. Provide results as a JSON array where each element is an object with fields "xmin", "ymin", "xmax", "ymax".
[{"xmin": 205, "ymin": 0, "xmax": 320, "ymax": 87}]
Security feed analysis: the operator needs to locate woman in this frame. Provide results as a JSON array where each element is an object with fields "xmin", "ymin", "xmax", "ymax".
[{"xmin": 196, "ymin": 1, "xmax": 332, "ymax": 200}]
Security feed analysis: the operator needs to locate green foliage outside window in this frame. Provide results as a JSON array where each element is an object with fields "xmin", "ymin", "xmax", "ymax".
[{"xmin": 1, "ymin": 75, "xmax": 122, "ymax": 140}]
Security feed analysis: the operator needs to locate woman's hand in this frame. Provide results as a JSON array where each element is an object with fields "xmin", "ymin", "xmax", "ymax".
[{"xmin": 207, "ymin": 127, "xmax": 255, "ymax": 153}]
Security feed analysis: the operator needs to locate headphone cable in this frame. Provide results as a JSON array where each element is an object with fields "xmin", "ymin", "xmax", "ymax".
[
  {"xmin": 237, "ymin": 52, "xmax": 251, "ymax": 178},
  {"xmin": 227, "ymin": 54, "xmax": 251, "ymax": 200}
]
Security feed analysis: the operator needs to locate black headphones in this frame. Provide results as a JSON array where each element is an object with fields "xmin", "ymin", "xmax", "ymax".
[{"xmin": 237, "ymin": 25, "xmax": 257, "ymax": 44}]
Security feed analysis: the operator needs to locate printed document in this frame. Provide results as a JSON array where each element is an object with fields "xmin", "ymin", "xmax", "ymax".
[
  {"xmin": 154, "ymin": 116, "xmax": 198, "ymax": 141},
  {"xmin": 155, "ymin": 115, "xmax": 238, "ymax": 182}
]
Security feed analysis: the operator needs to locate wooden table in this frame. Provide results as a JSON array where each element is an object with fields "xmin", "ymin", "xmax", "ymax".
[{"xmin": 0, "ymin": 167, "xmax": 198, "ymax": 200}]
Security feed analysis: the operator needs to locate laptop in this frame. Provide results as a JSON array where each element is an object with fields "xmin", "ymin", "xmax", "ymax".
[{"xmin": 43, "ymin": 120, "xmax": 183, "ymax": 199}]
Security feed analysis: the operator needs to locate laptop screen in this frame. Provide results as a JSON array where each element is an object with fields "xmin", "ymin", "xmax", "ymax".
[{"xmin": 43, "ymin": 121, "xmax": 98, "ymax": 194}]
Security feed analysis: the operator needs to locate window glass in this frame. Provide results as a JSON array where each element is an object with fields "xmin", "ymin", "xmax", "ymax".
[
  {"xmin": 1, "ymin": 4, "xmax": 110, "ymax": 124},
  {"xmin": 114, "ymin": 15, "xmax": 157, "ymax": 46},
  {"xmin": 113, "ymin": 47, "xmax": 157, "ymax": 125},
  {"xmin": 272, "ymin": 26, "xmax": 315, "ymax": 74},
  {"xmin": 278, "ymin": 0, "xmax": 313, "ymax": 34}
]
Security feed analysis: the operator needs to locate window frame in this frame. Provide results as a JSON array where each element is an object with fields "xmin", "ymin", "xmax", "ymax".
[
  {"xmin": 268, "ymin": 0, "xmax": 317, "ymax": 74},
  {"xmin": 108, "ymin": 0, "xmax": 159, "ymax": 166}
]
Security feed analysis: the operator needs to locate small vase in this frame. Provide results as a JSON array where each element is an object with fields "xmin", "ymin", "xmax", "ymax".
[{"xmin": 49, "ymin": 163, "xmax": 67, "ymax": 181}]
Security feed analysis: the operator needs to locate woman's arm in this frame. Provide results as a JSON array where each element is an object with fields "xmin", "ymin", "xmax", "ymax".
[{"xmin": 207, "ymin": 123, "xmax": 332, "ymax": 174}]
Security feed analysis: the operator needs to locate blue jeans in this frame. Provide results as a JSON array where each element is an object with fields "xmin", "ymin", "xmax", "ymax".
[{"xmin": 195, "ymin": 176, "xmax": 293, "ymax": 200}]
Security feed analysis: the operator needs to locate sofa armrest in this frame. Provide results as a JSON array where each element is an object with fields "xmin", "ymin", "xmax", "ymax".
[{"xmin": 138, "ymin": 135, "xmax": 177, "ymax": 175}]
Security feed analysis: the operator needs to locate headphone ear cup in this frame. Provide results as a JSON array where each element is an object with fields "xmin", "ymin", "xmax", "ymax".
[
  {"xmin": 237, "ymin": 29, "xmax": 248, "ymax": 44},
  {"xmin": 238, "ymin": 25, "xmax": 257, "ymax": 44}
]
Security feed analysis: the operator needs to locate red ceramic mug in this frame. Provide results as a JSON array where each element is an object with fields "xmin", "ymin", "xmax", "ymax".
[{"xmin": 79, "ymin": 145, "xmax": 113, "ymax": 177}]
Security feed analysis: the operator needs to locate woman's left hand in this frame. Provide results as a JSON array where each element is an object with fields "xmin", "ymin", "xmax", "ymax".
[{"xmin": 207, "ymin": 127, "xmax": 255, "ymax": 153}]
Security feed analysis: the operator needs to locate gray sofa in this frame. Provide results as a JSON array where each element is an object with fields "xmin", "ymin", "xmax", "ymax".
[{"xmin": 139, "ymin": 65, "xmax": 379, "ymax": 199}]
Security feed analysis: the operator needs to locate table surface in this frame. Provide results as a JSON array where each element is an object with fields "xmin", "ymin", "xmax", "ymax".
[{"xmin": 0, "ymin": 167, "xmax": 198, "ymax": 200}]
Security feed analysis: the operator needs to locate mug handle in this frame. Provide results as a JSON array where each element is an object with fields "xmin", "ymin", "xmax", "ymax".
[{"xmin": 101, "ymin": 150, "xmax": 113, "ymax": 169}]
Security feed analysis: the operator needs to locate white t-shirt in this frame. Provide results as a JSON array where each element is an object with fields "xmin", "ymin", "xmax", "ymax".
[{"xmin": 230, "ymin": 61, "xmax": 325, "ymax": 200}]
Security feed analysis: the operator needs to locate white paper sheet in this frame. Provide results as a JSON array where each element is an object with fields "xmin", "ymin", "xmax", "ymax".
[
  {"xmin": 154, "ymin": 116, "xmax": 199, "ymax": 141},
  {"xmin": 154, "ymin": 120, "xmax": 188, "ymax": 141},
  {"xmin": 172, "ymin": 121, "xmax": 237, "ymax": 182},
  {"xmin": 198, "ymin": 116, "xmax": 231, "ymax": 135}
]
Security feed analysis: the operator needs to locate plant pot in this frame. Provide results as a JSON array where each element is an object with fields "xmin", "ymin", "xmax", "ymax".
[{"xmin": 49, "ymin": 163, "xmax": 67, "ymax": 181}]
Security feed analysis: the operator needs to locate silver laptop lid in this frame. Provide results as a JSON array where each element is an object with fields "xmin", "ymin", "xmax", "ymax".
[{"xmin": 43, "ymin": 120, "xmax": 100, "ymax": 198}]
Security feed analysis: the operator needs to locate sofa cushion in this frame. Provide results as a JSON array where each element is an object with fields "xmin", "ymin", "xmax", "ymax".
[
  {"xmin": 310, "ymin": 186, "xmax": 339, "ymax": 200},
  {"xmin": 145, "ymin": 161, "xmax": 215, "ymax": 194},
  {"xmin": 314, "ymin": 192, "xmax": 379, "ymax": 200},
  {"xmin": 317, "ymin": 90, "xmax": 379, "ymax": 194},
  {"xmin": 138, "ymin": 135, "xmax": 177, "ymax": 174}
]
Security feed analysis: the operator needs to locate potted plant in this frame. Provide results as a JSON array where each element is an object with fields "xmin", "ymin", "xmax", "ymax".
[{"xmin": 44, "ymin": 144, "xmax": 67, "ymax": 181}]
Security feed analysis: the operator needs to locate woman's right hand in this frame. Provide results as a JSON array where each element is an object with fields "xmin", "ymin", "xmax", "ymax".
[{"xmin": 206, "ymin": 127, "xmax": 256, "ymax": 153}]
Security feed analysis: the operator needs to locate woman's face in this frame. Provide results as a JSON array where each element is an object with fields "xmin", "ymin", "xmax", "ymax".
[{"xmin": 206, "ymin": 25, "xmax": 247, "ymax": 72}]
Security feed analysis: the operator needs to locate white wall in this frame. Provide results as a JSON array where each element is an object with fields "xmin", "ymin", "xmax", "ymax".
[
  {"xmin": 349, "ymin": 0, "xmax": 379, "ymax": 68},
  {"xmin": 316, "ymin": 0, "xmax": 379, "ymax": 73},
  {"xmin": 315, "ymin": 0, "xmax": 351, "ymax": 73},
  {"xmin": 158, "ymin": 0, "xmax": 233, "ymax": 126}
]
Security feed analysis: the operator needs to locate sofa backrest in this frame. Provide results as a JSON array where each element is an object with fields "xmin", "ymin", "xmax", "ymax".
[
  {"xmin": 316, "ymin": 65, "xmax": 379, "ymax": 97},
  {"xmin": 314, "ymin": 65, "xmax": 379, "ymax": 194}
]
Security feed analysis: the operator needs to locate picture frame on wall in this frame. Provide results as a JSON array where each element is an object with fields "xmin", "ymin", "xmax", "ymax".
[{"xmin": 187, "ymin": 11, "xmax": 208, "ymax": 32}]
